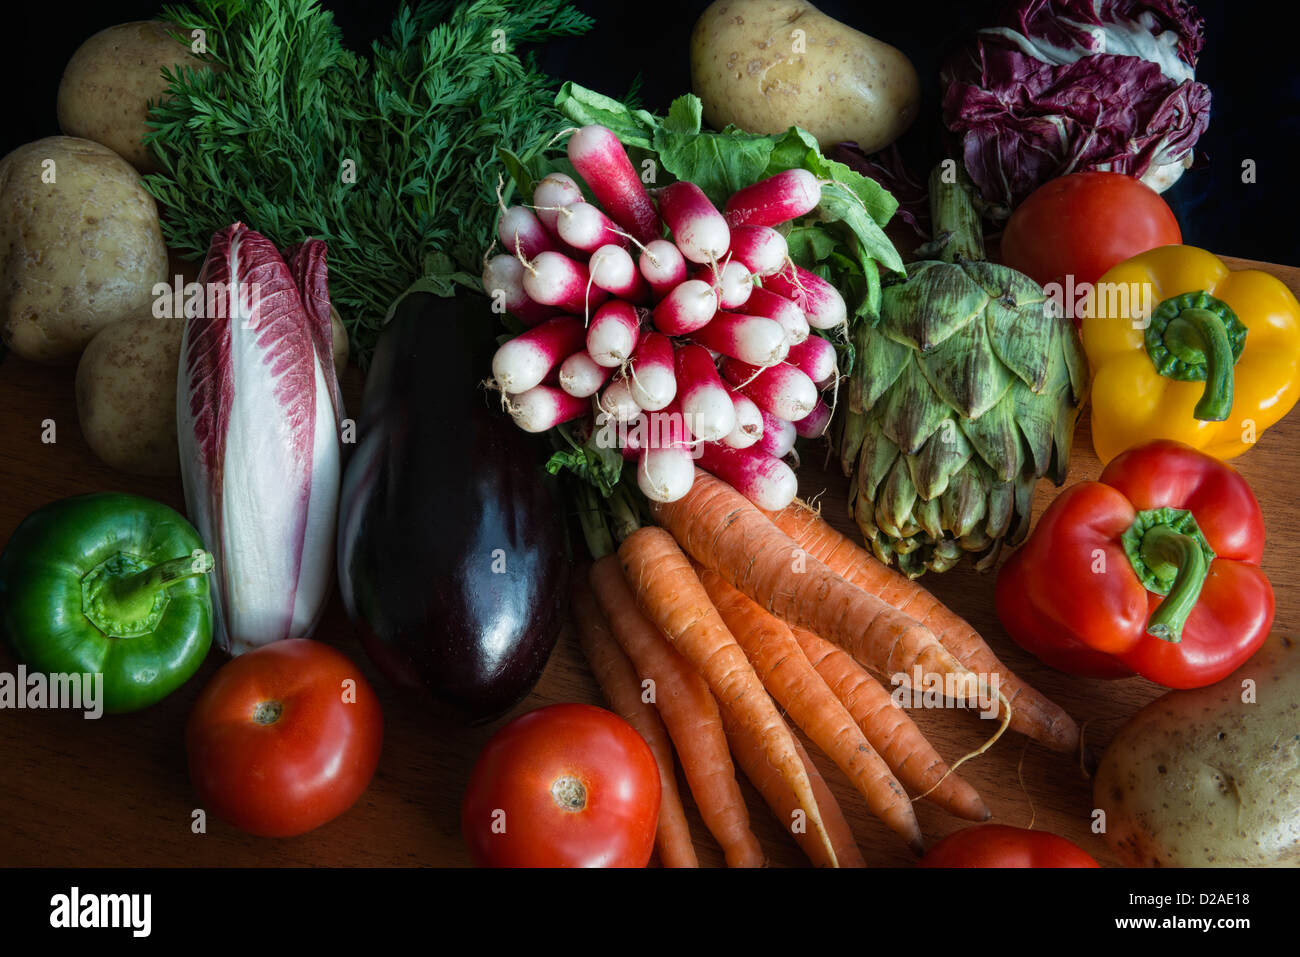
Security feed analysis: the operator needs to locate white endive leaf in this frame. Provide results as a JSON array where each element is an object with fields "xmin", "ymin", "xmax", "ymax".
[{"xmin": 177, "ymin": 223, "xmax": 342, "ymax": 655}]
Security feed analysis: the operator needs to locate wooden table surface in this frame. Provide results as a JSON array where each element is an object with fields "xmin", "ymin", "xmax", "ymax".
[{"xmin": 1, "ymin": 256, "xmax": 1296, "ymax": 868}]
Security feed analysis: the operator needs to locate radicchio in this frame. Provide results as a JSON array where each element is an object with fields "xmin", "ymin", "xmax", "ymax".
[
  {"xmin": 177, "ymin": 223, "xmax": 343, "ymax": 655},
  {"xmin": 943, "ymin": 0, "xmax": 1211, "ymax": 217}
]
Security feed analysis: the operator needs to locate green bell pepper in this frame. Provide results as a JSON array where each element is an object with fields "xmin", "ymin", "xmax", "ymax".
[{"xmin": 0, "ymin": 493, "xmax": 213, "ymax": 713}]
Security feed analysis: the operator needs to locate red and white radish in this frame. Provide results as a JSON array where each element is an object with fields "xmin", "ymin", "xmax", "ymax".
[
  {"xmin": 697, "ymin": 444, "xmax": 798, "ymax": 511},
  {"xmin": 638, "ymin": 446, "xmax": 696, "ymax": 503},
  {"xmin": 639, "ymin": 240, "xmax": 688, "ymax": 299},
  {"xmin": 721, "ymin": 392, "xmax": 764, "ymax": 449},
  {"xmin": 532, "ymin": 172, "xmax": 583, "ymax": 234},
  {"xmin": 558, "ymin": 350, "xmax": 614, "ymax": 398},
  {"xmin": 674, "ymin": 344, "xmax": 735, "ymax": 443},
  {"xmin": 744, "ymin": 287, "xmax": 809, "ymax": 345},
  {"xmin": 693, "ymin": 259, "xmax": 753, "ymax": 309},
  {"xmin": 690, "ymin": 312, "xmax": 788, "ymax": 366},
  {"xmin": 498, "ymin": 205, "xmax": 555, "ymax": 259},
  {"xmin": 521, "ymin": 250, "xmax": 607, "ymax": 316},
  {"xmin": 640, "ymin": 402, "xmax": 694, "ymax": 450},
  {"xmin": 557, "ymin": 201, "xmax": 629, "ymax": 253},
  {"xmin": 491, "ymin": 315, "xmax": 585, "ymax": 394},
  {"xmin": 507, "ymin": 384, "xmax": 588, "ymax": 433},
  {"xmin": 656, "ymin": 181, "xmax": 730, "ymax": 264},
  {"xmin": 567, "ymin": 125, "xmax": 662, "ymax": 245},
  {"xmin": 764, "ymin": 264, "xmax": 847, "ymax": 330},
  {"xmin": 626, "ymin": 332, "xmax": 677, "ymax": 411},
  {"xmin": 793, "ymin": 398, "xmax": 832, "ymax": 439},
  {"xmin": 597, "ymin": 376, "xmax": 642, "ymax": 423},
  {"xmin": 481, "ymin": 254, "xmax": 557, "ymax": 327},
  {"xmin": 786, "ymin": 334, "xmax": 838, "ymax": 386},
  {"xmin": 652, "ymin": 279, "xmax": 717, "ymax": 336},
  {"xmin": 724, "ymin": 169, "xmax": 821, "ymax": 229},
  {"xmin": 588, "ymin": 245, "xmax": 649, "ymax": 302},
  {"xmin": 727, "ymin": 225, "xmax": 788, "ymax": 277},
  {"xmin": 586, "ymin": 300, "xmax": 641, "ymax": 368},
  {"xmin": 722, "ymin": 358, "xmax": 819, "ymax": 422},
  {"xmin": 756, "ymin": 410, "xmax": 797, "ymax": 458},
  {"xmin": 636, "ymin": 401, "xmax": 696, "ymax": 503}
]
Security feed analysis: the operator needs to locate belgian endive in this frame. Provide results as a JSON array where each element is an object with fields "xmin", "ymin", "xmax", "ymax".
[{"xmin": 177, "ymin": 223, "xmax": 344, "ymax": 655}]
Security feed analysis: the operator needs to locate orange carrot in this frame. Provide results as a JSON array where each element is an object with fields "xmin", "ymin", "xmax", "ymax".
[
  {"xmin": 768, "ymin": 503, "xmax": 1079, "ymax": 753},
  {"xmin": 618, "ymin": 526, "xmax": 839, "ymax": 867},
  {"xmin": 650, "ymin": 470, "xmax": 991, "ymax": 711},
  {"xmin": 571, "ymin": 573, "xmax": 698, "ymax": 868},
  {"xmin": 791, "ymin": 626, "xmax": 989, "ymax": 821},
  {"xmin": 719, "ymin": 699, "xmax": 866, "ymax": 867},
  {"xmin": 588, "ymin": 556, "xmax": 765, "ymax": 868},
  {"xmin": 698, "ymin": 566, "xmax": 924, "ymax": 852}
]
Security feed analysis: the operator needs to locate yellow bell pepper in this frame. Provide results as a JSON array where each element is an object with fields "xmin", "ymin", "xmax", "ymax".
[{"xmin": 1082, "ymin": 245, "xmax": 1300, "ymax": 463}]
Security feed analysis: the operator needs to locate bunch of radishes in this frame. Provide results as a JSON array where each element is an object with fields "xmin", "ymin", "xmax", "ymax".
[{"xmin": 483, "ymin": 124, "xmax": 844, "ymax": 512}]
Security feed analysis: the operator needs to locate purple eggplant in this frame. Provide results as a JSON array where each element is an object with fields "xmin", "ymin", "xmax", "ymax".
[{"xmin": 337, "ymin": 292, "xmax": 568, "ymax": 722}]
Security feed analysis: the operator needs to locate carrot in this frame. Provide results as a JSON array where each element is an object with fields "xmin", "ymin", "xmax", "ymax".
[
  {"xmin": 588, "ymin": 556, "xmax": 765, "ymax": 868},
  {"xmin": 618, "ymin": 526, "xmax": 839, "ymax": 867},
  {"xmin": 791, "ymin": 626, "xmax": 990, "ymax": 821},
  {"xmin": 697, "ymin": 566, "xmax": 924, "ymax": 852},
  {"xmin": 571, "ymin": 573, "xmax": 699, "ymax": 868},
  {"xmin": 649, "ymin": 470, "xmax": 992, "ymax": 712},
  {"xmin": 768, "ymin": 502, "xmax": 1079, "ymax": 753},
  {"xmin": 718, "ymin": 699, "xmax": 866, "ymax": 867}
]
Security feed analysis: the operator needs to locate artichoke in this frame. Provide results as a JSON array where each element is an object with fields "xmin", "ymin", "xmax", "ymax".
[{"xmin": 839, "ymin": 165, "xmax": 1089, "ymax": 577}]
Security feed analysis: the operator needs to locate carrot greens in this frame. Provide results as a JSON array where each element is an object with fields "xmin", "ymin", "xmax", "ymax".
[{"xmin": 142, "ymin": 0, "xmax": 593, "ymax": 365}]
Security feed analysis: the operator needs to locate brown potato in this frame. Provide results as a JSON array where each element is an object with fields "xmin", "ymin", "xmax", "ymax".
[
  {"xmin": 330, "ymin": 305, "xmax": 350, "ymax": 373},
  {"xmin": 0, "ymin": 137, "xmax": 168, "ymax": 363},
  {"xmin": 77, "ymin": 271, "xmax": 350, "ymax": 476},
  {"xmin": 1095, "ymin": 633, "xmax": 1300, "ymax": 867},
  {"xmin": 57, "ymin": 21, "xmax": 207, "ymax": 173},
  {"xmin": 76, "ymin": 313, "xmax": 183, "ymax": 476},
  {"xmin": 691, "ymin": 0, "xmax": 919, "ymax": 153}
]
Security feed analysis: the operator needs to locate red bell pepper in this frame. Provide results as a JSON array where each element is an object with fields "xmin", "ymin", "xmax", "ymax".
[{"xmin": 995, "ymin": 440, "xmax": 1273, "ymax": 689}]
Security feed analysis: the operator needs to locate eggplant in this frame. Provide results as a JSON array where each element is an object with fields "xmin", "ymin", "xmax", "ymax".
[{"xmin": 336, "ymin": 292, "xmax": 568, "ymax": 722}]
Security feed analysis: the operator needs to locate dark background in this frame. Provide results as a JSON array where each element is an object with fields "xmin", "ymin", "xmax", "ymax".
[{"xmin": 7, "ymin": 0, "xmax": 1297, "ymax": 264}]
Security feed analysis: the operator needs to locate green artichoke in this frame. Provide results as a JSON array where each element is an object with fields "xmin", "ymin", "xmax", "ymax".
[{"xmin": 838, "ymin": 165, "xmax": 1089, "ymax": 577}]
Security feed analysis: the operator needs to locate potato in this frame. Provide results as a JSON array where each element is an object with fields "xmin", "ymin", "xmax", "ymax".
[
  {"xmin": 0, "ymin": 136, "xmax": 168, "ymax": 363},
  {"xmin": 76, "ymin": 313, "xmax": 183, "ymax": 476},
  {"xmin": 57, "ymin": 21, "xmax": 207, "ymax": 173},
  {"xmin": 330, "ymin": 305, "xmax": 350, "ymax": 373},
  {"xmin": 77, "ymin": 267, "xmax": 350, "ymax": 475},
  {"xmin": 691, "ymin": 0, "xmax": 919, "ymax": 153},
  {"xmin": 1095, "ymin": 633, "xmax": 1300, "ymax": 866}
]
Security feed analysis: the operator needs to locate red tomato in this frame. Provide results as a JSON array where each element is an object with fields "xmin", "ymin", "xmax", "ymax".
[
  {"xmin": 462, "ymin": 703, "xmax": 660, "ymax": 867},
  {"xmin": 1001, "ymin": 171, "xmax": 1181, "ymax": 316},
  {"xmin": 186, "ymin": 639, "xmax": 384, "ymax": 838},
  {"xmin": 919, "ymin": 825, "xmax": 1100, "ymax": 868}
]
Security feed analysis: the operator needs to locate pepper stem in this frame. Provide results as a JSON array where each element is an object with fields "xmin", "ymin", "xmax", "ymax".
[
  {"xmin": 1138, "ymin": 524, "xmax": 1211, "ymax": 643},
  {"xmin": 927, "ymin": 164, "xmax": 985, "ymax": 264},
  {"xmin": 1165, "ymin": 307, "xmax": 1236, "ymax": 421},
  {"xmin": 82, "ymin": 553, "xmax": 210, "ymax": 639},
  {"xmin": 1144, "ymin": 292, "xmax": 1246, "ymax": 422}
]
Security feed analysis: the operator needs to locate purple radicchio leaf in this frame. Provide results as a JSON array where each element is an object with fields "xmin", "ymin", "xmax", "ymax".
[{"xmin": 941, "ymin": 0, "xmax": 1211, "ymax": 217}]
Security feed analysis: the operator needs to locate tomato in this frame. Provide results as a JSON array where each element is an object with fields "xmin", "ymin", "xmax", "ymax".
[
  {"xmin": 1001, "ymin": 171, "xmax": 1181, "ymax": 315},
  {"xmin": 462, "ymin": 703, "xmax": 660, "ymax": 867},
  {"xmin": 186, "ymin": 639, "xmax": 384, "ymax": 838},
  {"xmin": 919, "ymin": 824, "xmax": 1100, "ymax": 868}
]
